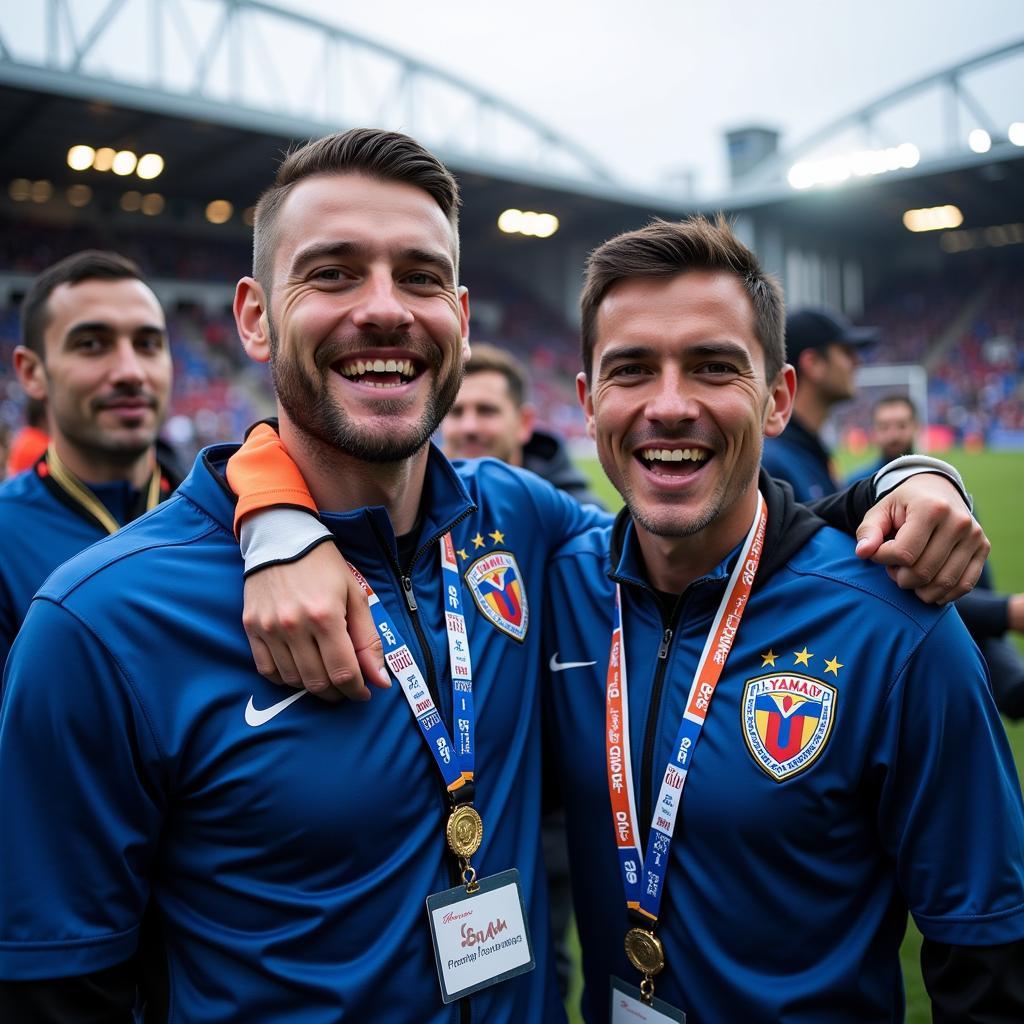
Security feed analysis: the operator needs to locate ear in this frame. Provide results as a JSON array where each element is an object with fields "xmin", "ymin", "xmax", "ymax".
[
  {"xmin": 13, "ymin": 346, "xmax": 48, "ymax": 402},
  {"xmin": 235, "ymin": 277, "xmax": 271, "ymax": 364},
  {"xmin": 576, "ymin": 372, "xmax": 597, "ymax": 441},
  {"xmin": 457, "ymin": 285, "xmax": 471, "ymax": 360},
  {"xmin": 518, "ymin": 402, "xmax": 537, "ymax": 446},
  {"xmin": 764, "ymin": 364, "xmax": 796, "ymax": 437}
]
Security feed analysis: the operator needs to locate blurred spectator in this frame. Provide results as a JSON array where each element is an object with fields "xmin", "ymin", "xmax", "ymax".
[
  {"xmin": 6, "ymin": 397, "xmax": 49, "ymax": 477},
  {"xmin": 761, "ymin": 307, "xmax": 877, "ymax": 501},
  {"xmin": 442, "ymin": 342, "xmax": 603, "ymax": 507}
]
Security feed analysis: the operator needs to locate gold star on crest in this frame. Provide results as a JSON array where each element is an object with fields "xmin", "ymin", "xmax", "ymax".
[
  {"xmin": 457, "ymin": 548, "xmax": 469, "ymax": 561},
  {"xmin": 761, "ymin": 649, "xmax": 778, "ymax": 667},
  {"xmin": 471, "ymin": 533, "xmax": 485, "ymax": 549},
  {"xmin": 824, "ymin": 656, "xmax": 843, "ymax": 676},
  {"xmin": 793, "ymin": 647, "xmax": 813, "ymax": 667},
  {"xmin": 489, "ymin": 529, "xmax": 505, "ymax": 544}
]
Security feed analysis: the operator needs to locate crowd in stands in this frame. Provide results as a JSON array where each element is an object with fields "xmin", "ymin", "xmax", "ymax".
[
  {"xmin": 833, "ymin": 262, "xmax": 1024, "ymax": 449},
  {"xmin": 0, "ymin": 219, "xmax": 1020, "ymax": 463}
]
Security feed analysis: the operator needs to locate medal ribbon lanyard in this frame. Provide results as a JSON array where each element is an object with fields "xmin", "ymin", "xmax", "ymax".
[
  {"xmin": 349, "ymin": 534, "xmax": 482, "ymax": 888},
  {"xmin": 605, "ymin": 491, "xmax": 767, "ymax": 1002}
]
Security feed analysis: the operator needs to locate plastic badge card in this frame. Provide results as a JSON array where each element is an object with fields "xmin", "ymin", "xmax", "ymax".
[
  {"xmin": 611, "ymin": 976, "xmax": 686, "ymax": 1023},
  {"xmin": 426, "ymin": 868, "xmax": 534, "ymax": 1003}
]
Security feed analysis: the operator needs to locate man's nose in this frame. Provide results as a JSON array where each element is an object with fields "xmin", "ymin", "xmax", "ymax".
[
  {"xmin": 645, "ymin": 370, "xmax": 699, "ymax": 426},
  {"xmin": 351, "ymin": 272, "xmax": 415, "ymax": 333}
]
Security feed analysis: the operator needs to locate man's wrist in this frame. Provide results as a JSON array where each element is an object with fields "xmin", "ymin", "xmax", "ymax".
[
  {"xmin": 240, "ymin": 508, "xmax": 333, "ymax": 576},
  {"xmin": 873, "ymin": 455, "xmax": 972, "ymax": 512}
]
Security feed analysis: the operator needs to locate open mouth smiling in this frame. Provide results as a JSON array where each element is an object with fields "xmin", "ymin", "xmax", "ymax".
[
  {"xmin": 636, "ymin": 446, "xmax": 711, "ymax": 475},
  {"xmin": 334, "ymin": 356, "xmax": 421, "ymax": 389}
]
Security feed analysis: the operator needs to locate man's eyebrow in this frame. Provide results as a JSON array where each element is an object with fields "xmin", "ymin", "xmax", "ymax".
[
  {"xmin": 64, "ymin": 321, "xmax": 166, "ymax": 337},
  {"xmin": 690, "ymin": 341, "xmax": 753, "ymax": 365},
  {"xmin": 597, "ymin": 344, "xmax": 656, "ymax": 374},
  {"xmin": 288, "ymin": 241, "xmax": 455, "ymax": 280}
]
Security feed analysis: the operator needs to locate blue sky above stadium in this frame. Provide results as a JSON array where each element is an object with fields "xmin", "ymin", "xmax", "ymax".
[{"xmin": 279, "ymin": 0, "xmax": 1024, "ymax": 195}]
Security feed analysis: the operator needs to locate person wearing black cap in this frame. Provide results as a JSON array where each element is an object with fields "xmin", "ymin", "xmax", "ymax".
[{"xmin": 761, "ymin": 307, "xmax": 877, "ymax": 502}]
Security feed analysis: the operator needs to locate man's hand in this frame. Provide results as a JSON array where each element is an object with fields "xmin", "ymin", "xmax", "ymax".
[
  {"xmin": 242, "ymin": 542, "xmax": 390, "ymax": 702},
  {"xmin": 855, "ymin": 473, "xmax": 989, "ymax": 604}
]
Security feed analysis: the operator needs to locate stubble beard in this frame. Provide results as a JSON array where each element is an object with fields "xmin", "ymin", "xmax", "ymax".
[{"xmin": 268, "ymin": 318, "xmax": 464, "ymax": 463}]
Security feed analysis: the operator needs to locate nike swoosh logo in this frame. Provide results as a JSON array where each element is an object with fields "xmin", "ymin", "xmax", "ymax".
[
  {"xmin": 549, "ymin": 653, "xmax": 597, "ymax": 673},
  {"xmin": 245, "ymin": 690, "xmax": 309, "ymax": 727}
]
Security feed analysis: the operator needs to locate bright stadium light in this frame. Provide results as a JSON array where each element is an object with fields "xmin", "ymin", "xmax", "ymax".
[
  {"xmin": 896, "ymin": 143, "xmax": 920, "ymax": 168},
  {"xmin": 205, "ymin": 199, "xmax": 233, "ymax": 224},
  {"xmin": 497, "ymin": 208, "xmax": 559, "ymax": 237},
  {"xmin": 1009, "ymin": 122, "xmax": 1024, "ymax": 147},
  {"xmin": 67, "ymin": 145, "xmax": 95, "ymax": 171},
  {"xmin": 968, "ymin": 129, "xmax": 991, "ymax": 153},
  {"xmin": 112, "ymin": 150, "xmax": 138, "ymax": 176},
  {"xmin": 136, "ymin": 153, "xmax": 164, "ymax": 180},
  {"xmin": 902, "ymin": 205, "xmax": 964, "ymax": 232},
  {"xmin": 66, "ymin": 184, "xmax": 92, "ymax": 208},
  {"xmin": 92, "ymin": 147, "xmax": 116, "ymax": 172},
  {"xmin": 788, "ymin": 144, "xmax": 920, "ymax": 190},
  {"xmin": 498, "ymin": 209, "xmax": 523, "ymax": 233}
]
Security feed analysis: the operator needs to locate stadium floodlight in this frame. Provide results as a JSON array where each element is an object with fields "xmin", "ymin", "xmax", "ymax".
[
  {"xmin": 30, "ymin": 180, "xmax": 53, "ymax": 204},
  {"xmin": 1009, "ymin": 122, "xmax": 1024, "ymax": 147},
  {"xmin": 902, "ymin": 205, "xmax": 964, "ymax": 232},
  {"xmin": 120, "ymin": 191, "xmax": 142, "ymax": 213},
  {"xmin": 498, "ymin": 209, "xmax": 523, "ymax": 233},
  {"xmin": 92, "ymin": 147, "xmax": 116, "ymax": 172},
  {"xmin": 66, "ymin": 184, "xmax": 92, "ymax": 208},
  {"xmin": 137, "ymin": 154, "xmax": 165, "ymax": 180},
  {"xmin": 968, "ymin": 129, "xmax": 991, "ymax": 153},
  {"xmin": 8, "ymin": 179, "xmax": 31, "ymax": 202},
  {"xmin": 141, "ymin": 193, "xmax": 165, "ymax": 217},
  {"xmin": 497, "ymin": 208, "xmax": 559, "ymax": 237},
  {"xmin": 112, "ymin": 151, "xmax": 138, "ymax": 176},
  {"xmin": 242, "ymin": 206, "xmax": 256, "ymax": 227},
  {"xmin": 205, "ymin": 200, "xmax": 233, "ymax": 224},
  {"xmin": 67, "ymin": 145, "xmax": 95, "ymax": 172},
  {"xmin": 788, "ymin": 144, "xmax": 919, "ymax": 190}
]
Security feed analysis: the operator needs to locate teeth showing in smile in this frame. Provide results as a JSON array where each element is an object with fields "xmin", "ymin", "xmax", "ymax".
[
  {"xmin": 640, "ymin": 448, "xmax": 709, "ymax": 463},
  {"xmin": 338, "ymin": 357, "xmax": 416, "ymax": 387}
]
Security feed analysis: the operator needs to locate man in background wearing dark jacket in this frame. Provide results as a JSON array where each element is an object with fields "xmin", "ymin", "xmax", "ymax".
[{"xmin": 442, "ymin": 342, "xmax": 604, "ymax": 509}]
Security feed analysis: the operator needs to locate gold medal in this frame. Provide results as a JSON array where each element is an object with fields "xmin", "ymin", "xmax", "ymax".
[
  {"xmin": 446, "ymin": 804, "xmax": 483, "ymax": 858},
  {"xmin": 624, "ymin": 927, "xmax": 665, "ymax": 976}
]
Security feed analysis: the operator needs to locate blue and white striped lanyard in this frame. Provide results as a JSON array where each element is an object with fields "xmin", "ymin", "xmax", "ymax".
[{"xmin": 348, "ymin": 533, "xmax": 474, "ymax": 794}]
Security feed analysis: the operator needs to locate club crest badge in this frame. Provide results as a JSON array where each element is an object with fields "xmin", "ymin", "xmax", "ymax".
[
  {"xmin": 742, "ymin": 673, "xmax": 837, "ymax": 782},
  {"xmin": 465, "ymin": 551, "xmax": 528, "ymax": 642}
]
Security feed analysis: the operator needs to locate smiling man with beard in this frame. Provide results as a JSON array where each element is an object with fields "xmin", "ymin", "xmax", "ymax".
[
  {"xmin": 0, "ymin": 129, "xmax": 596, "ymax": 1024},
  {"xmin": 0, "ymin": 250, "xmax": 177, "ymax": 672}
]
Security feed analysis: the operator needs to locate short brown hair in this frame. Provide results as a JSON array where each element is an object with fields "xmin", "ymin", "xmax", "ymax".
[
  {"xmin": 20, "ymin": 250, "xmax": 145, "ymax": 357},
  {"xmin": 464, "ymin": 343, "xmax": 528, "ymax": 407},
  {"xmin": 579, "ymin": 215, "xmax": 785, "ymax": 382},
  {"xmin": 253, "ymin": 128, "xmax": 461, "ymax": 290}
]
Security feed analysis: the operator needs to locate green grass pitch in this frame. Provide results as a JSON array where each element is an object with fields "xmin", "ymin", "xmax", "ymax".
[{"xmin": 564, "ymin": 449, "xmax": 1024, "ymax": 1023}]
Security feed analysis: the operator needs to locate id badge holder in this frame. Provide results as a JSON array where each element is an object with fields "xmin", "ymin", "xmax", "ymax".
[
  {"xmin": 610, "ymin": 976, "xmax": 686, "ymax": 1023},
  {"xmin": 426, "ymin": 868, "xmax": 535, "ymax": 1003}
]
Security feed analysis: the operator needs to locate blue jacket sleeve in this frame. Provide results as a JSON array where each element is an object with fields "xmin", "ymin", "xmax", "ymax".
[
  {"xmin": 872, "ymin": 609, "xmax": 1024, "ymax": 947},
  {"xmin": 0, "ymin": 598, "xmax": 164, "ymax": 982}
]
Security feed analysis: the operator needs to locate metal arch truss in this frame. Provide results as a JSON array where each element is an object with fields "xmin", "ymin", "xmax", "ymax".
[
  {"xmin": 0, "ymin": 0, "xmax": 613, "ymax": 186},
  {"xmin": 740, "ymin": 38, "xmax": 1024, "ymax": 188}
]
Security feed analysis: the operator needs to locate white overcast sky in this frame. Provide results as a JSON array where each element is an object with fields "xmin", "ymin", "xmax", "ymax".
[{"xmin": 276, "ymin": 0, "xmax": 1024, "ymax": 195}]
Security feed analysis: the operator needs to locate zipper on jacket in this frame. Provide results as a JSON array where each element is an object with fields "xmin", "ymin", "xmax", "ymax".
[{"xmin": 639, "ymin": 606, "xmax": 684, "ymax": 849}]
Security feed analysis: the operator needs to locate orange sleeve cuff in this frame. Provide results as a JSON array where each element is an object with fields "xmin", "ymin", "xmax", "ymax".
[{"xmin": 226, "ymin": 423, "xmax": 317, "ymax": 537}]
